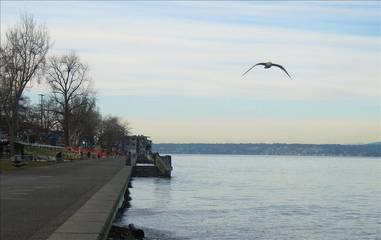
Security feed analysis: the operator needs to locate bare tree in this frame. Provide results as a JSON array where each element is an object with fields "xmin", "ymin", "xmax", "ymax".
[
  {"xmin": 69, "ymin": 94, "xmax": 101, "ymax": 146},
  {"xmin": 0, "ymin": 14, "xmax": 50, "ymax": 157},
  {"xmin": 97, "ymin": 116, "xmax": 130, "ymax": 153},
  {"xmin": 46, "ymin": 52, "xmax": 92, "ymax": 146},
  {"xmin": 43, "ymin": 96, "xmax": 63, "ymax": 131}
]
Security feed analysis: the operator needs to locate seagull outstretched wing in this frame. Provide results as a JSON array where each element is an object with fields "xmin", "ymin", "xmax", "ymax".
[
  {"xmin": 272, "ymin": 63, "xmax": 292, "ymax": 79},
  {"xmin": 242, "ymin": 63, "xmax": 266, "ymax": 77}
]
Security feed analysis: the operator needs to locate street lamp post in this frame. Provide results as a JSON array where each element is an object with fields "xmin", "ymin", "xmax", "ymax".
[{"xmin": 38, "ymin": 94, "xmax": 44, "ymax": 129}]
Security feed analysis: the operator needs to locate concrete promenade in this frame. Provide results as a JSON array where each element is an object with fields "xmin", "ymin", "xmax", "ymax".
[{"xmin": 0, "ymin": 157, "xmax": 131, "ymax": 240}]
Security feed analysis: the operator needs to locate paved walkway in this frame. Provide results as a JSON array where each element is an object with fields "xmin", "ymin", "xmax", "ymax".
[{"xmin": 0, "ymin": 157, "xmax": 131, "ymax": 240}]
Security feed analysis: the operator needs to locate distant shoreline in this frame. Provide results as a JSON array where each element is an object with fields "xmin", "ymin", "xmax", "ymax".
[{"xmin": 153, "ymin": 143, "xmax": 381, "ymax": 157}]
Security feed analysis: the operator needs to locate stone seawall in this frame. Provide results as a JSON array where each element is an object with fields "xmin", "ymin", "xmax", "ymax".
[{"xmin": 47, "ymin": 165, "xmax": 132, "ymax": 240}]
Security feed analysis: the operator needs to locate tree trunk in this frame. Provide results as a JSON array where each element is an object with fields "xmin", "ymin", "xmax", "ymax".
[
  {"xmin": 8, "ymin": 118, "xmax": 15, "ymax": 158},
  {"xmin": 64, "ymin": 105, "xmax": 70, "ymax": 146},
  {"xmin": 7, "ymin": 104, "xmax": 18, "ymax": 159}
]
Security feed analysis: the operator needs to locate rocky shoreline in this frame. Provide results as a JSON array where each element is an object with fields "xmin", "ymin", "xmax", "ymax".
[{"xmin": 107, "ymin": 224, "xmax": 145, "ymax": 240}]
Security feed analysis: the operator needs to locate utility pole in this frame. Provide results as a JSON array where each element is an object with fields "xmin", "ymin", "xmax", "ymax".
[{"xmin": 38, "ymin": 94, "xmax": 44, "ymax": 129}]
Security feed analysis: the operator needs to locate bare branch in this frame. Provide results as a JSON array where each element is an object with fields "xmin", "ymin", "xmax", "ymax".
[
  {"xmin": 46, "ymin": 52, "xmax": 92, "ymax": 146},
  {"xmin": 0, "ymin": 13, "xmax": 50, "ymax": 156}
]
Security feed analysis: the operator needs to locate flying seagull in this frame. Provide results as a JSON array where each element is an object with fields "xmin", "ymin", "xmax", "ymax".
[{"xmin": 242, "ymin": 62, "xmax": 292, "ymax": 79}]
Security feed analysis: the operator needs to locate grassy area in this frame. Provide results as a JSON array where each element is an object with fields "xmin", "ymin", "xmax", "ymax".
[
  {"xmin": 0, "ymin": 159, "xmax": 54, "ymax": 171},
  {"xmin": 24, "ymin": 145, "xmax": 82, "ymax": 160},
  {"xmin": 0, "ymin": 143, "xmax": 92, "ymax": 171},
  {"xmin": 24, "ymin": 145, "xmax": 63, "ymax": 157},
  {"xmin": 64, "ymin": 151, "xmax": 82, "ymax": 160}
]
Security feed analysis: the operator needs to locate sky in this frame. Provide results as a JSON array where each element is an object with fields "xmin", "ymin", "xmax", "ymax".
[{"xmin": 1, "ymin": 1, "xmax": 380, "ymax": 144}]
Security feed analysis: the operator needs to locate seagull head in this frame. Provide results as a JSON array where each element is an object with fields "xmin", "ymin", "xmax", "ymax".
[{"xmin": 264, "ymin": 62, "xmax": 272, "ymax": 68}]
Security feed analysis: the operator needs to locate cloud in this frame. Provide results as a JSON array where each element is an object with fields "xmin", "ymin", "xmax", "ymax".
[
  {"xmin": 2, "ymin": 2, "xmax": 380, "ymax": 143},
  {"xmin": 129, "ymin": 117, "xmax": 381, "ymax": 144},
  {"xmin": 36, "ymin": 18, "xmax": 378, "ymax": 101},
  {"xmin": 3, "ymin": 2, "xmax": 379, "ymax": 103},
  {"xmin": 2, "ymin": 2, "xmax": 379, "ymax": 101}
]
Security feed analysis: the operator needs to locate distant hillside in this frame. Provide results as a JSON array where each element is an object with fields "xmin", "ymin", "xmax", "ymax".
[{"xmin": 152, "ymin": 143, "xmax": 381, "ymax": 157}]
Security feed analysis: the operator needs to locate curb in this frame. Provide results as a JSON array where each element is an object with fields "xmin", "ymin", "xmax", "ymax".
[{"xmin": 47, "ymin": 166, "xmax": 132, "ymax": 240}]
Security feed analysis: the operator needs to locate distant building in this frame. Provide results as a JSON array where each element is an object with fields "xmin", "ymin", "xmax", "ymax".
[{"xmin": 122, "ymin": 135, "xmax": 152, "ymax": 155}]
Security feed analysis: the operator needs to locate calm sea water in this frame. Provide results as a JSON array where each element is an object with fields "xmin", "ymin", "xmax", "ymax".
[{"xmin": 118, "ymin": 155, "xmax": 381, "ymax": 240}]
